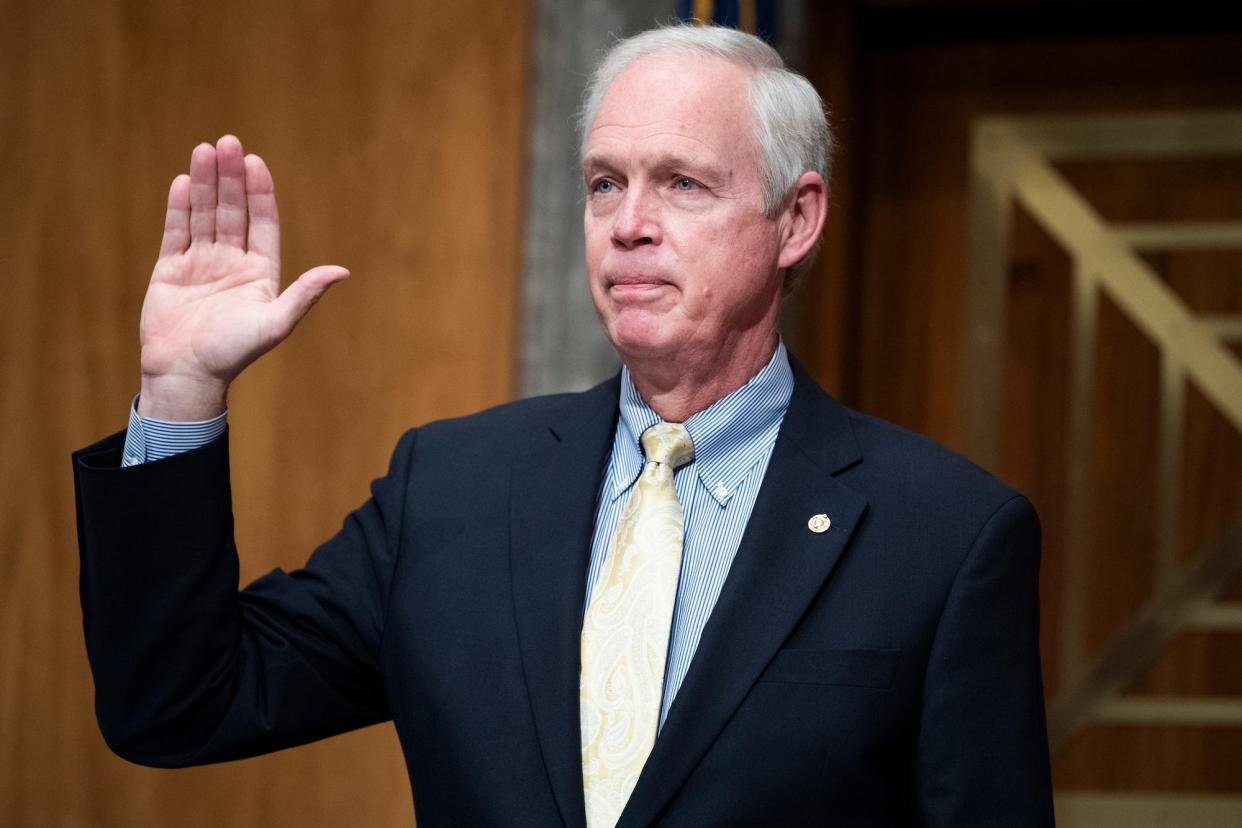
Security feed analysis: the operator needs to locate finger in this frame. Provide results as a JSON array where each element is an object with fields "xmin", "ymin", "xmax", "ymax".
[
  {"xmin": 189, "ymin": 142, "xmax": 217, "ymax": 243},
  {"xmin": 214, "ymin": 135, "xmax": 247, "ymax": 248},
  {"xmin": 244, "ymin": 153, "xmax": 279, "ymax": 261},
  {"xmin": 159, "ymin": 174, "xmax": 192, "ymax": 258},
  {"xmin": 267, "ymin": 265, "xmax": 350, "ymax": 339}
]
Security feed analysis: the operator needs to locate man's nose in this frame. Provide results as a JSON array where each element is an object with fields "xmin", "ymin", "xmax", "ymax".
[{"xmin": 611, "ymin": 187, "xmax": 661, "ymax": 249}]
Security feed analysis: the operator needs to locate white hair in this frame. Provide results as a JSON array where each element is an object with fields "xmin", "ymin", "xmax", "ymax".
[{"xmin": 579, "ymin": 25, "xmax": 832, "ymax": 287}]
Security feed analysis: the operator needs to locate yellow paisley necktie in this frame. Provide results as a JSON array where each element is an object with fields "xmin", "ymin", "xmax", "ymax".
[{"xmin": 580, "ymin": 422, "xmax": 695, "ymax": 828}]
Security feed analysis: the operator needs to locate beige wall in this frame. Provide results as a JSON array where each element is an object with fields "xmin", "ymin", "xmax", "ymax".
[{"xmin": 0, "ymin": 0, "xmax": 530, "ymax": 824}]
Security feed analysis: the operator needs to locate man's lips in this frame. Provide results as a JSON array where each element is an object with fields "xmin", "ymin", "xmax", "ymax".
[
  {"xmin": 608, "ymin": 281, "xmax": 672, "ymax": 302},
  {"xmin": 607, "ymin": 274, "xmax": 674, "ymax": 296}
]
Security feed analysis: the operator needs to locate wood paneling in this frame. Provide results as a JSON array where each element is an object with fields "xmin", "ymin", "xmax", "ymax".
[
  {"xmin": 786, "ymin": 1, "xmax": 863, "ymax": 400},
  {"xmin": 1127, "ymin": 632, "xmax": 1242, "ymax": 697},
  {"xmin": 1229, "ymin": 576, "xmax": 1242, "ymax": 602},
  {"xmin": 1056, "ymin": 157, "xmax": 1242, "ymax": 223},
  {"xmin": 1084, "ymin": 293, "xmax": 1162, "ymax": 655},
  {"xmin": 1055, "ymin": 159, "xmax": 1242, "ymax": 572},
  {"xmin": 806, "ymin": 31, "xmax": 1242, "ymax": 445},
  {"xmin": 996, "ymin": 206, "xmax": 1075, "ymax": 698},
  {"xmin": 794, "ymin": 11, "xmax": 1242, "ymax": 799},
  {"xmin": 998, "ymin": 151, "xmax": 1242, "ymax": 791},
  {"xmin": 0, "ymin": 0, "xmax": 530, "ymax": 824},
  {"xmin": 1053, "ymin": 725, "xmax": 1242, "ymax": 794}
]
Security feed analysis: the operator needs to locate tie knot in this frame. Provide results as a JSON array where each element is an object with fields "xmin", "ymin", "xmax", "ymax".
[{"xmin": 640, "ymin": 422, "xmax": 695, "ymax": 470}]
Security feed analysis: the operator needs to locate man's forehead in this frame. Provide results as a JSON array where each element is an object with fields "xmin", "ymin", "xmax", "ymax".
[
  {"xmin": 584, "ymin": 54, "xmax": 755, "ymax": 165},
  {"xmin": 590, "ymin": 53, "xmax": 753, "ymax": 129}
]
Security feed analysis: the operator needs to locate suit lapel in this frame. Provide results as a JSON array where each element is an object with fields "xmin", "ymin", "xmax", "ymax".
[
  {"xmin": 618, "ymin": 365, "xmax": 869, "ymax": 828},
  {"xmin": 510, "ymin": 376, "xmax": 619, "ymax": 828}
]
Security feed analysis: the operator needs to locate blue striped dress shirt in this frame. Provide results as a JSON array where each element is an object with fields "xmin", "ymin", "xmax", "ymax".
[
  {"xmin": 584, "ymin": 341, "xmax": 793, "ymax": 727},
  {"xmin": 120, "ymin": 342, "xmax": 794, "ymax": 728},
  {"xmin": 121, "ymin": 398, "xmax": 227, "ymax": 466}
]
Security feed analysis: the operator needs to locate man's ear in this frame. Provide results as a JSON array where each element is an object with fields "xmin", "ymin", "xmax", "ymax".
[{"xmin": 777, "ymin": 172, "xmax": 828, "ymax": 270}]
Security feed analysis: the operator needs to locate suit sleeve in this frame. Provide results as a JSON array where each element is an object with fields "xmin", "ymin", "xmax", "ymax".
[
  {"xmin": 73, "ymin": 426, "xmax": 417, "ymax": 767},
  {"xmin": 914, "ymin": 494, "xmax": 1055, "ymax": 827}
]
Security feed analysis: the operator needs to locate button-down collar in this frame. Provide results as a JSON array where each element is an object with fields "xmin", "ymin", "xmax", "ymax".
[{"xmin": 610, "ymin": 341, "xmax": 794, "ymax": 507}]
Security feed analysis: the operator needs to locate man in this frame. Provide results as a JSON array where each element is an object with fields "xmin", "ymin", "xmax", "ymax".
[{"xmin": 74, "ymin": 25, "xmax": 1054, "ymax": 827}]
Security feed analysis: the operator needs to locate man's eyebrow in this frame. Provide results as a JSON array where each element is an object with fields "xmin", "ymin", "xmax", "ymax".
[{"xmin": 581, "ymin": 155, "xmax": 616, "ymax": 176}]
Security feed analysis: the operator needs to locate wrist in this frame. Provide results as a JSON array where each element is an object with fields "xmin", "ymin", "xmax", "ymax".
[{"xmin": 137, "ymin": 372, "xmax": 229, "ymax": 421}]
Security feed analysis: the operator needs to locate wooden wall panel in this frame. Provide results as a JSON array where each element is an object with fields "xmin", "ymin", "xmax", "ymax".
[
  {"xmin": 997, "ymin": 154, "xmax": 1242, "ymax": 792},
  {"xmin": 794, "ymin": 16, "xmax": 1242, "ymax": 801},
  {"xmin": 0, "ymin": 0, "xmax": 530, "ymax": 825},
  {"xmin": 1129, "ymin": 632, "xmax": 1242, "ymax": 697},
  {"xmin": 1055, "ymin": 157, "xmax": 1242, "ymax": 223},
  {"xmin": 996, "ymin": 206, "xmax": 1075, "ymax": 698},
  {"xmin": 824, "ymin": 33, "xmax": 1242, "ymax": 449},
  {"xmin": 1178, "ymin": 316, "xmax": 1242, "ymax": 566},
  {"xmin": 1055, "ymin": 159, "xmax": 1242, "ymax": 573},
  {"xmin": 1053, "ymin": 725, "xmax": 1242, "ymax": 794},
  {"xmin": 786, "ymin": 1, "xmax": 862, "ymax": 400},
  {"xmin": 1083, "ymin": 295, "xmax": 1161, "ymax": 656}
]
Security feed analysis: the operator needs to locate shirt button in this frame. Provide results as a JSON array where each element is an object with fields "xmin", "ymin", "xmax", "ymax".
[
  {"xmin": 122, "ymin": 455, "xmax": 140, "ymax": 467},
  {"xmin": 713, "ymin": 483, "xmax": 729, "ymax": 499}
]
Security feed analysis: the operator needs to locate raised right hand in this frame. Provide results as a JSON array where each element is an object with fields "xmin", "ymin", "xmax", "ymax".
[{"xmin": 137, "ymin": 135, "xmax": 349, "ymax": 421}]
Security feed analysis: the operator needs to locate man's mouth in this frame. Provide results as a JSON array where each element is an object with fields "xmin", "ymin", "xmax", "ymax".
[
  {"xmin": 608, "ymin": 273, "xmax": 673, "ymax": 293},
  {"xmin": 609, "ymin": 282, "xmax": 670, "ymax": 303}
]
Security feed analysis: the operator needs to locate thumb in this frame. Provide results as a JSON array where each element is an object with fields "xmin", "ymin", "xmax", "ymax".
[{"xmin": 269, "ymin": 265, "xmax": 350, "ymax": 339}]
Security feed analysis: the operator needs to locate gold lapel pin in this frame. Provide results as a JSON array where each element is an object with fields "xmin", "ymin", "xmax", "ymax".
[{"xmin": 807, "ymin": 514, "xmax": 831, "ymax": 534}]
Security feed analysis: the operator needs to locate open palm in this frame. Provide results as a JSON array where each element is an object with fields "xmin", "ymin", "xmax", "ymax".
[{"xmin": 138, "ymin": 136, "xmax": 348, "ymax": 419}]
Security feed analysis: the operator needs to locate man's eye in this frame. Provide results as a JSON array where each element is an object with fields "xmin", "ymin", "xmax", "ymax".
[
  {"xmin": 674, "ymin": 178, "xmax": 700, "ymax": 192},
  {"xmin": 593, "ymin": 179, "xmax": 616, "ymax": 194}
]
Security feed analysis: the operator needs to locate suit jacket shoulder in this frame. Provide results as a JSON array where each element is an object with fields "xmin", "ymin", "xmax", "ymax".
[{"xmin": 402, "ymin": 373, "xmax": 621, "ymax": 469}]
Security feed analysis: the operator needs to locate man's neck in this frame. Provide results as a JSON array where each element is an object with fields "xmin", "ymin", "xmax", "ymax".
[{"xmin": 624, "ymin": 331, "xmax": 780, "ymax": 423}]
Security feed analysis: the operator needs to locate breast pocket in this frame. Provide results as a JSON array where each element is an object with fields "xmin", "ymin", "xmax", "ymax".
[{"xmin": 759, "ymin": 648, "xmax": 900, "ymax": 689}]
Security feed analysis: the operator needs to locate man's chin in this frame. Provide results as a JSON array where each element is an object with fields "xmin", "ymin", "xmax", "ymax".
[{"xmin": 604, "ymin": 318, "xmax": 682, "ymax": 362}]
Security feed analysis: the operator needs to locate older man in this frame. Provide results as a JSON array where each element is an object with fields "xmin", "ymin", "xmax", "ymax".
[{"xmin": 74, "ymin": 25, "xmax": 1054, "ymax": 828}]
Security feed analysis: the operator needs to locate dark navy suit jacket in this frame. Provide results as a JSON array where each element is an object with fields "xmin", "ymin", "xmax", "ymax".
[{"xmin": 74, "ymin": 362, "xmax": 1054, "ymax": 826}]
